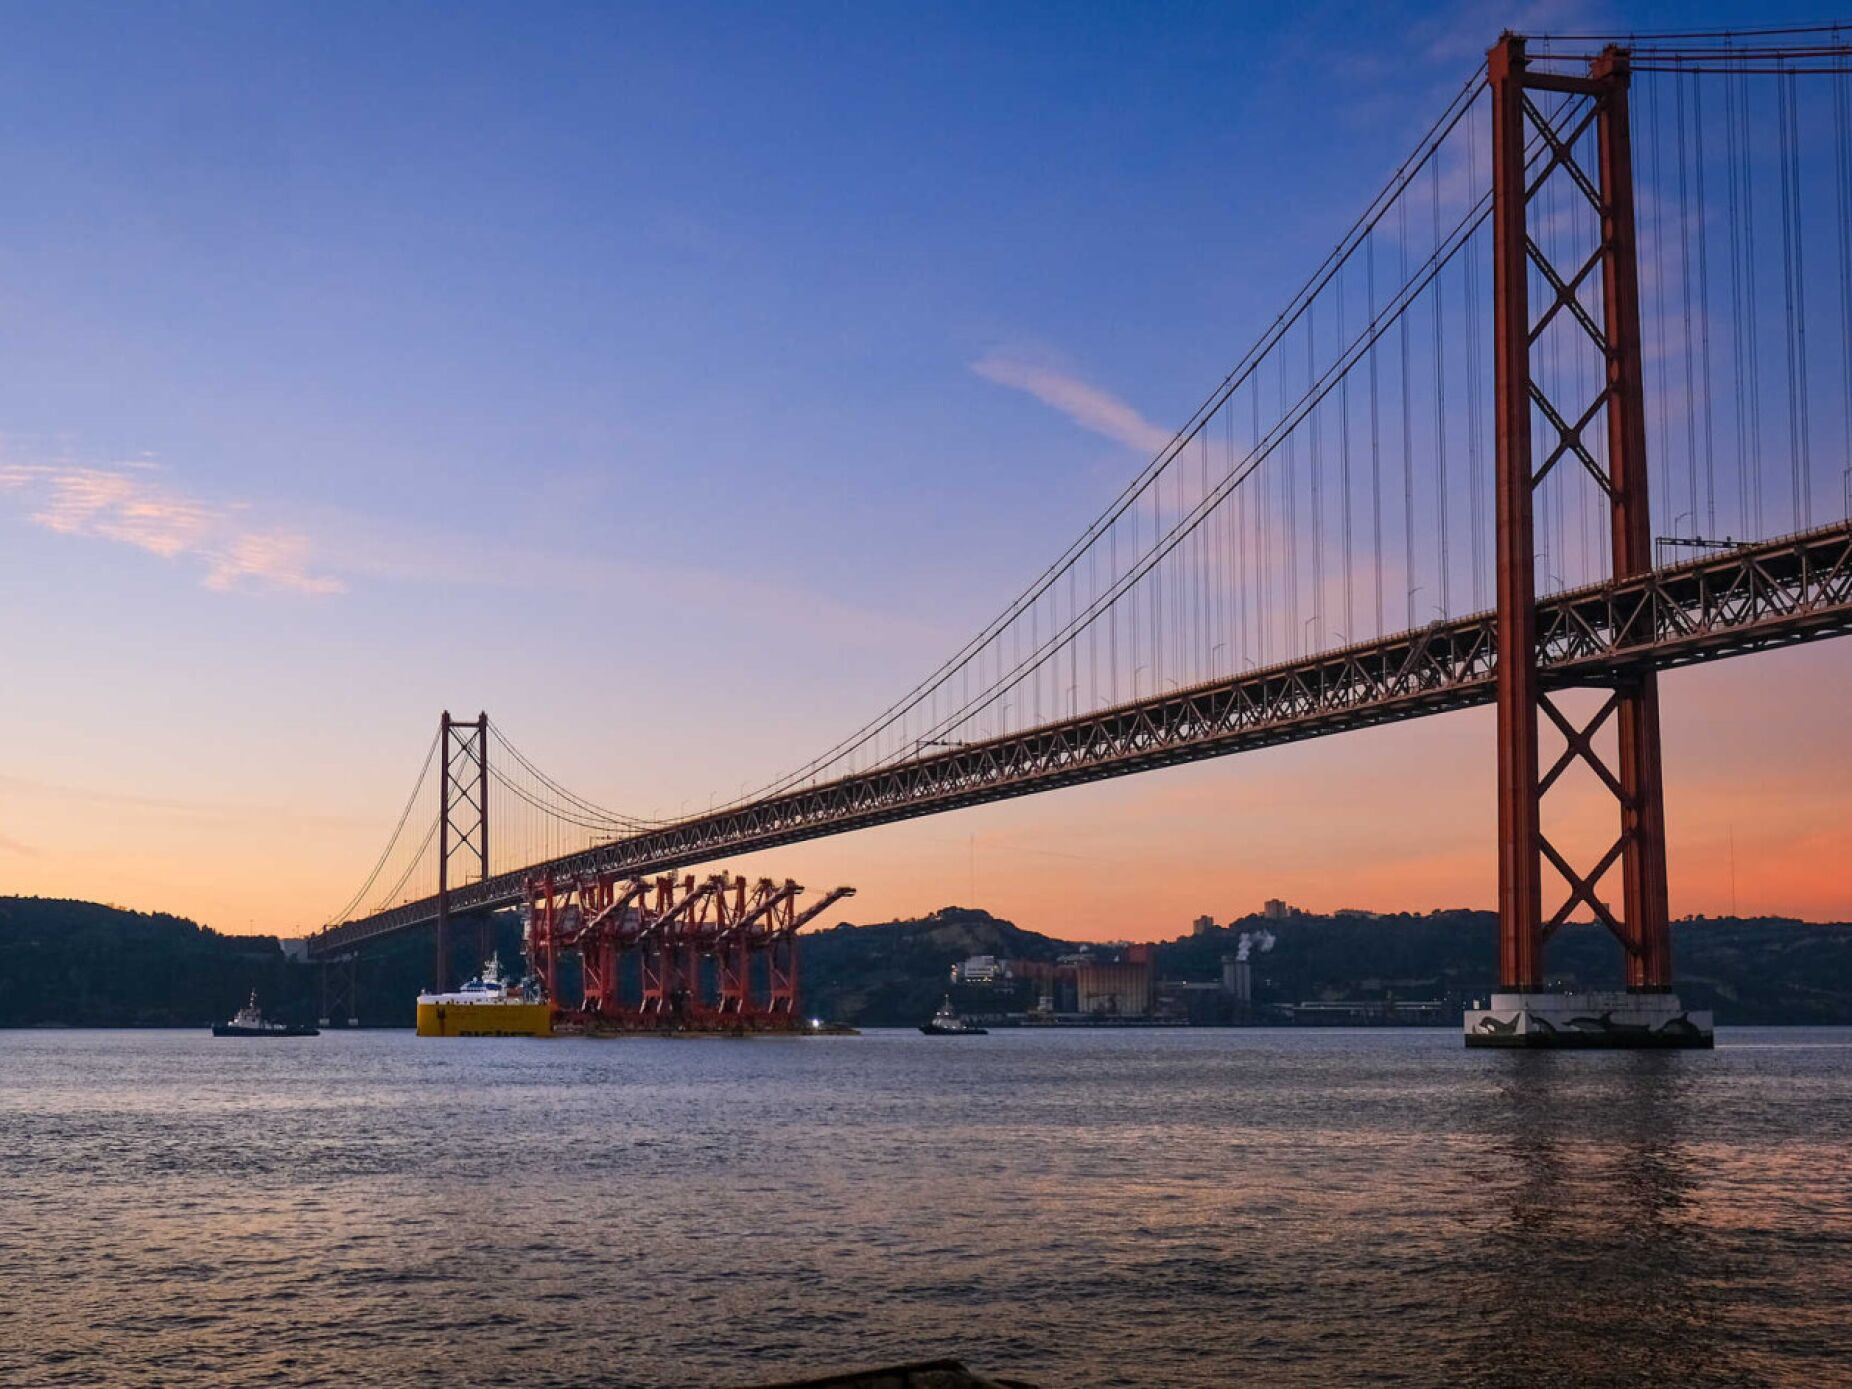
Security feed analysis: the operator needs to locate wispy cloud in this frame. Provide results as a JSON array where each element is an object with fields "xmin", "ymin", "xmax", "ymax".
[
  {"xmin": 0, "ymin": 771, "xmax": 360, "ymax": 828},
  {"xmin": 972, "ymin": 352, "xmax": 1174, "ymax": 455},
  {"xmin": 1421, "ymin": 0, "xmax": 1608, "ymax": 66},
  {"xmin": 0, "ymin": 459, "xmax": 343, "ymax": 595},
  {"xmin": 0, "ymin": 449, "xmax": 948, "ymax": 654}
]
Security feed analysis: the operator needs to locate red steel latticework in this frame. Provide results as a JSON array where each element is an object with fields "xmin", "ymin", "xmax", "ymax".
[
  {"xmin": 1490, "ymin": 36, "xmax": 1671, "ymax": 993},
  {"xmin": 524, "ymin": 870, "xmax": 854, "ymax": 1031}
]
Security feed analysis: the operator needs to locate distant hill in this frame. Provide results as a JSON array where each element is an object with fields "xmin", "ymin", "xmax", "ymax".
[
  {"xmin": 0, "ymin": 897, "xmax": 520, "ymax": 1029},
  {"xmin": 3, "ymin": 896, "xmax": 1849, "ymax": 1028},
  {"xmin": 799, "ymin": 906, "xmax": 1852, "ymax": 1025},
  {"xmin": 0, "ymin": 898, "xmax": 299, "ymax": 1027},
  {"xmin": 801, "ymin": 905, "xmax": 1075, "ymax": 1025},
  {"xmin": 1154, "ymin": 910, "xmax": 1852, "ymax": 1025}
]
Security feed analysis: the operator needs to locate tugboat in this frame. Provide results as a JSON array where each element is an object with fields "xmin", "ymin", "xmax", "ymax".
[
  {"xmin": 212, "ymin": 992, "xmax": 319, "ymax": 1037},
  {"xmin": 919, "ymin": 996, "xmax": 988, "ymax": 1036}
]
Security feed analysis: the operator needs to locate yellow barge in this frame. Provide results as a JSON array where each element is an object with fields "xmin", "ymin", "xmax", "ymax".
[{"xmin": 416, "ymin": 955, "xmax": 553, "ymax": 1037}]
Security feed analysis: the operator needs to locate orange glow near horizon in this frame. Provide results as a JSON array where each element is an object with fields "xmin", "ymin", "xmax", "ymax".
[{"xmin": 4, "ymin": 640, "xmax": 1847, "ymax": 942}]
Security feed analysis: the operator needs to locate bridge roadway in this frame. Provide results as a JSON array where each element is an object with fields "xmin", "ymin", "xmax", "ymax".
[{"xmin": 306, "ymin": 519, "xmax": 1852, "ymax": 958}]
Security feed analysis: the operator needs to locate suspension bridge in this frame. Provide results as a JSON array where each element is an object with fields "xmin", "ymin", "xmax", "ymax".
[{"xmin": 305, "ymin": 30, "xmax": 1852, "ymax": 1039}]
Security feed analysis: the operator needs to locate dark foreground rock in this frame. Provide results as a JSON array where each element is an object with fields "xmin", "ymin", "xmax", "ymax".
[{"xmin": 743, "ymin": 1358, "xmax": 1037, "ymax": 1389}]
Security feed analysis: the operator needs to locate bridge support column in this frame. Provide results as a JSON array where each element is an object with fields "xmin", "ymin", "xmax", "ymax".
[
  {"xmin": 1592, "ymin": 47, "xmax": 1673, "ymax": 994},
  {"xmin": 1479, "ymin": 35, "xmax": 1702, "ymax": 1045},
  {"xmin": 1489, "ymin": 33, "xmax": 1544, "ymax": 994},
  {"xmin": 319, "ymin": 954, "xmax": 359, "ymax": 1028},
  {"xmin": 436, "ymin": 710, "xmax": 490, "ymax": 991}
]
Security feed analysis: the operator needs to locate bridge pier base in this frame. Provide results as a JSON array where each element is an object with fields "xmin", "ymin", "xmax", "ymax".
[
  {"xmin": 319, "ymin": 954, "xmax": 360, "ymax": 1028},
  {"xmin": 1464, "ymin": 991, "xmax": 1712, "ymax": 1048}
]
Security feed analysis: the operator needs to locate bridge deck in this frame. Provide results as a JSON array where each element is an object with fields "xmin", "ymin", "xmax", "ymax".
[{"xmin": 306, "ymin": 520, "xmax": 1852, "ymax": 958}]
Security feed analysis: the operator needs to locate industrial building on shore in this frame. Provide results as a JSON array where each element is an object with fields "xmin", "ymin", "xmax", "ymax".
[{"xmin": 941, "ymin": 904, "xmax": 1452, "ymax": 1027}]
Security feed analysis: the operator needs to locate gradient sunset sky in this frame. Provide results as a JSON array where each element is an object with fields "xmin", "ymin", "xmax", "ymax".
[{"xmin": 3, "ymin": 0, "xmax": 1847, "ymax": 940}]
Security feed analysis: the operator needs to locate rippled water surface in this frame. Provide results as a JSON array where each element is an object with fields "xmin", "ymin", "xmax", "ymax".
[{"xmin": 3, "ymin": 1027, "xmax": 1850, "ymax": 1388}]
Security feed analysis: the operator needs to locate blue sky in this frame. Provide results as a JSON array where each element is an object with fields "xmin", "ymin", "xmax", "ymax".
[{"xmin": 3, "ymin": 0, "xmax": 1847, "ymax": 934}]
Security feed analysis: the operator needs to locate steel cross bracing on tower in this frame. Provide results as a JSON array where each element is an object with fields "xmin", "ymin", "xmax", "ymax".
[
  {"xmin": 1489, "ymin": 37, "xmax": 1671, "ymax": 992},
  {"xmin": 309, "ymin": 28, "xmax": 1852, "ymax": 972},
  {"xmin": 434, "ymin": 711, "xmax": 489, "ymax": 990}
]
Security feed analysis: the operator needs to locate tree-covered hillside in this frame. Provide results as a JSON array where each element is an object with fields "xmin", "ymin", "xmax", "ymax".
[
  {"xmin": 0, "ymin": 898, "xmax": 299, "ymax": 1027},
  {"xmin": 0, "ymin": 897, "xmax": 523, "ymax": 1028},
  {"xmin": 1155, "ymin": 910, "xmax": 1852, "ymax": 1024},
  {"xmin": 802, "ymin": 905, "xmax": 1071, "ymax": 1025},
  {"xmin": 4, "ymin": 896, "xmax": 1850, "ymax": 1028}
]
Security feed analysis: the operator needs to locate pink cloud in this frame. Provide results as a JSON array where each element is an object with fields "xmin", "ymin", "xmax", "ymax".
[
  {"xmin": 0, "ymin": 460, "xmax": 342, "ymax": 595},
  {"xmin": 972, "ymin": 352, "xmax": 1175, "ymax": 455}
]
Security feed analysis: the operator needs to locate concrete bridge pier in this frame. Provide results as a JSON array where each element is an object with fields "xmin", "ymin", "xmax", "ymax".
[{"xmin": 1465, "ymin": 992, "xmax": 1713, "ymax": 1048}]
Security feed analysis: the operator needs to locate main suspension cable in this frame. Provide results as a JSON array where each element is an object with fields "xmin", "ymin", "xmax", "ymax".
[{"xmin": 324, "ymin": 729, "xmax": 440, "ymax": 926}]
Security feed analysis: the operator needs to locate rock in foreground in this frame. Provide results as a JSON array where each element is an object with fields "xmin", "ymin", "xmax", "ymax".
[{"xmin": 744, "ymin": 1358, "xmax": 1037, "ymax": 1389}]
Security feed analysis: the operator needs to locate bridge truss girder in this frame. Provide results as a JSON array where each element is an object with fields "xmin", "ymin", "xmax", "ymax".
[{"xmin": 305, "ymin": 518, "xmax": 1852, "ymax": 960}]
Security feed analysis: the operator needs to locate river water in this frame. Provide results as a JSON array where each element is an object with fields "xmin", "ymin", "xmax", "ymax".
[{"xmin": 2, "ymin": 1027, "xmax": 1849, "ymax": 1388}]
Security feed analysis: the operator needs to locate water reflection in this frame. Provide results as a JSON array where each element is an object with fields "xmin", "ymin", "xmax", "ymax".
[
  {"xmin": 5, "ymin": 1029, "xmax": 1848, "ymax": 1388},
  {"xmin": 1468, "ymin": 1054, "xmax": 1732, "ymax": 1388}
]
